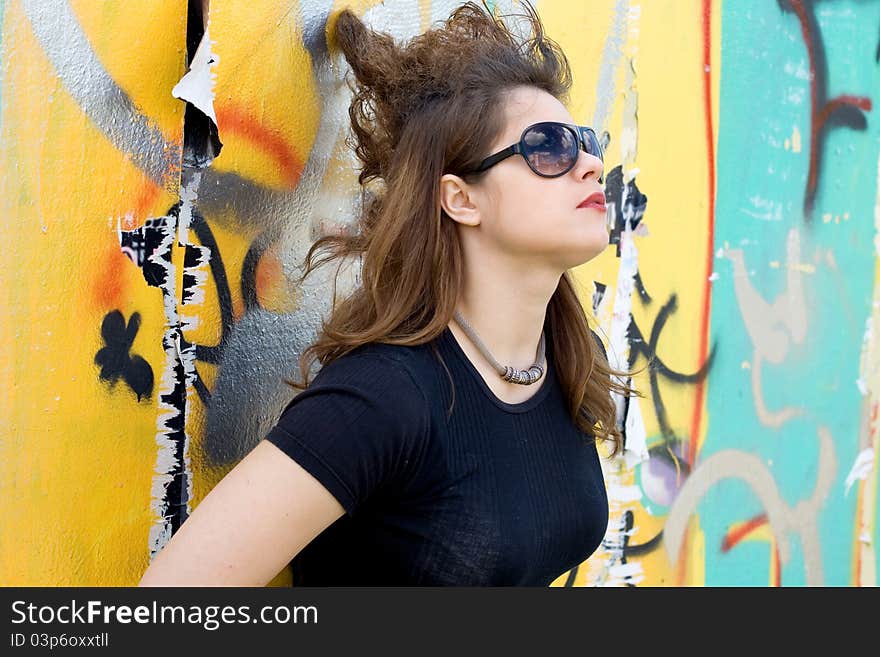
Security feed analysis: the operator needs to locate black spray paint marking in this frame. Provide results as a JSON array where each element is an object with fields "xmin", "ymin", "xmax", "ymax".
[
  {"xmin": 94, "ymin": 310, "xmax": 154, "ymax": 402},
  {"xmin": 605, "ymin": 164, "xmax": 648, "ymax": 258},
  {"xmin": 776, "ymin": 0, "xmax": 873, "ymax": 220}
]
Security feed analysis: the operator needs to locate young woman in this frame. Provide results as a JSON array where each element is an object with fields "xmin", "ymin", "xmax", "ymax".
[{"xmin": 139, "ymin": 0, "xmax": 641, "ymax": 587}]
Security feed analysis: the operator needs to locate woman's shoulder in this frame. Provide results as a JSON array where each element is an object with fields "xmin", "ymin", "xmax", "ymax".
[
  {"xmin": 284, "ymin": 340, "xmax": 434, "ymax": 437},
  {"xmin": 313, "ymin": 338, "xmax": 435, "ymax": 392},
  {"xmin": 349, "ymin": 339, "xmax": 429, "ymax": 366}
]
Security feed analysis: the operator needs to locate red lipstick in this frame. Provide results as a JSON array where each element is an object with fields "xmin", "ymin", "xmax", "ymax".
[{"xmin": 577, "ymin": 191, "xmax": 606, "ymax": 211}]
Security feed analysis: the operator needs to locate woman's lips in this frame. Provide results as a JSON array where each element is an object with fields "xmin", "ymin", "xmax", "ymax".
[{"xmin": 578, "ymin": 192, "xmax": 606, "ymax": 212}]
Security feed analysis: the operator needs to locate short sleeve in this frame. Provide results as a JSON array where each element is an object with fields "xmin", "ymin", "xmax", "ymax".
[{"xmin": 263, "ymin": 351, "xmax": 430, "ymax": 516}]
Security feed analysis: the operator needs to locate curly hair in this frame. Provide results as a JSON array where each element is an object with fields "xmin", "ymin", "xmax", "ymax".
[{"xmin": 285, "ymin": 1, "xmax": 644, "ymax": 457}]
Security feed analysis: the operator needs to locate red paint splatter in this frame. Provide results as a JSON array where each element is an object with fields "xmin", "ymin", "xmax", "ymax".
[
  {"xmin": 721, "ymin": 514, "xmax": 768, "ymax": 552},
  {"xmin": 721, "ymin": 514, "xmax": 782, "ymax": 585},
  {"xmin": 255, "ymin": 250, "xmax": 283, "ymax": 305},
  {"xmin": 215, "ymin": 105, "xmax": 305, "ymax": 188},
  {"xmin": 134, "ymin": 178, "xmax": 164, "ymax": 220},
  {"xmin": 93, "ymin": 237, "xmax": 131, "ymax": 310}
]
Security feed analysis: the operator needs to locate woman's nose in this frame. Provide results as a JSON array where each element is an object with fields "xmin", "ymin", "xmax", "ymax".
[{"xmin": 576, "ymin": 149, "xmax": 604, "ymax": 183}]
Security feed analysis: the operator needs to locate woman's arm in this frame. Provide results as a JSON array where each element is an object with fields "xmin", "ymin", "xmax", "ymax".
[{"xmin": 137, "ymin": 439, "xmax": 345, "ymax": 587}]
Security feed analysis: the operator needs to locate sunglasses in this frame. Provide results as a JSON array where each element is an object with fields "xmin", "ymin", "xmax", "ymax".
[{"xmin": 465, "ymin": 121, "xmax": 604, "ymax": 179}]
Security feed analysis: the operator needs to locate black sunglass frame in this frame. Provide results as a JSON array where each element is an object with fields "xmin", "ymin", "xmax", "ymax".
[{"xmin": 465, "ymin": 121, "xmax": 604, "ymax": 179}]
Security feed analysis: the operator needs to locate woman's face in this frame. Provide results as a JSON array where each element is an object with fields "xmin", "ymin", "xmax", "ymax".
[{"xmin": 457, "ymin": 85, "xmax": 608, "ymax": 272}]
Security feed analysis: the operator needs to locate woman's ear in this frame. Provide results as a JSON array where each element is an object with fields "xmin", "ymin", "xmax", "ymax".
[{"xmin": 440, "ymin": 174, "xmax": 481, "ymax": 227}]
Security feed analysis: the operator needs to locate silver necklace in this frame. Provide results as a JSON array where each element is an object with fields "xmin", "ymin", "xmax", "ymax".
[{"xmin": 452, "ymin": 310, "xmax": 546, "ymax": 385}]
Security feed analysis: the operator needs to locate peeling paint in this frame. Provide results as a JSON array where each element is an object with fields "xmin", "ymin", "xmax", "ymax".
[{"xmin": 171, "ymin": 25, "xmax": 218, "ymax": 125}]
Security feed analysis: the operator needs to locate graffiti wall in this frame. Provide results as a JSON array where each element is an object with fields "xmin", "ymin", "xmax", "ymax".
[{"xmin": 1, "ymin": 0, "xmax": 877, "ymax": 587}]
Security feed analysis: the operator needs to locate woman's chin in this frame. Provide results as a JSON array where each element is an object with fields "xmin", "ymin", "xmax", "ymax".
[{"xmin": 564, "ymin": 238, "xmax": 609, "ymax": 269}]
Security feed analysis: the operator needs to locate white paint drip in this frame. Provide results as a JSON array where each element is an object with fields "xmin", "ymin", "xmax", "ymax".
[
  {"xmin": 608, "ymin": 561, "xmax": 644, "ymax": 583},
  {"xmin": 607, "ymin": 484, "xmax": 643, "ymax": 503},
  {"xmin": 611, "ymin": 224, "xmax": 649, "ymax": 469},
  {"xmin": 622, "ymin": 389, "xmax": 649, "ymax": 469},
  {"xmin": 845, "ymin": 448, "xmax": 874, "ymax": 497}
]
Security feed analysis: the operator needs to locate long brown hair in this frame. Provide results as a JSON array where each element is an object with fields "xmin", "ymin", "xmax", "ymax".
[{"xmin": 285, "ymin": 0, "xmax": 646, "ymax": 457}]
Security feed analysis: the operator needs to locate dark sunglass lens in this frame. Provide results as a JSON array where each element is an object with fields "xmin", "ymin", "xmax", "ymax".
[
  {"xmin": 582, "ymin": 128, "xmax": 603, "ymax": 161},
  {"xmin": 523, "ymin": 123, "xmax": 577, "ymax": 176}
]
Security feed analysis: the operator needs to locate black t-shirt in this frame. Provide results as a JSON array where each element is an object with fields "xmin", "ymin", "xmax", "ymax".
[{"xmin": 264, "ymin": 324, "xmax": 609, "ymax": 586}]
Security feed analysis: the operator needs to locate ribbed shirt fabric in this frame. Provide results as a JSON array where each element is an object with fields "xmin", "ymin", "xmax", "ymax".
[{"xmin": 264, "ymin": 324, "xmax": 609, "ymax": 586}]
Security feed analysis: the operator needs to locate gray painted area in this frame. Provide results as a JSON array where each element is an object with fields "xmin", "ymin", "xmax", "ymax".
[
  {"xmin": 20, "ymin": 0, "xmax": 182, "ymax": 190},
  {"xmin": 590, "ymin": 0, "xmax": 628, "ymax": 134},
  {"xmin": 202, "ymin": 255, "xmax": 359, "ymax": 464}
]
